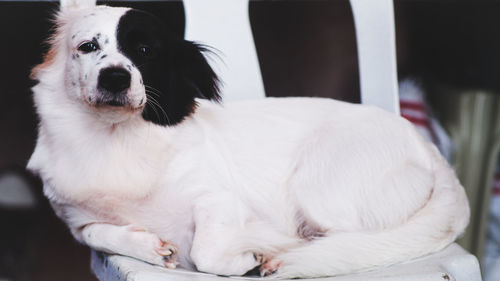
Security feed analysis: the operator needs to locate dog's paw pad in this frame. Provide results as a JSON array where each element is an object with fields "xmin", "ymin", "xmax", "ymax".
[{"xmin": 260, "ymin": 259, "xmax": 281, "ymax": 277}]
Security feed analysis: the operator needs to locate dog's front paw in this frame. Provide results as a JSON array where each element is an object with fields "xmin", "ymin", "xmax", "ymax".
[
  {"xmin": 125, "ymin": 226, "xmax": 178, "ymax": 269},
  {"xmin": 155, "ymin": 240, "xmax": 178, "ymax": 269}
]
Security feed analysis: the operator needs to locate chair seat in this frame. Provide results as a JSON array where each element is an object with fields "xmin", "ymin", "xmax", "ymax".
[{"xmin": 91, "ymin": 243, "xmax": 481, "ymax": 281}]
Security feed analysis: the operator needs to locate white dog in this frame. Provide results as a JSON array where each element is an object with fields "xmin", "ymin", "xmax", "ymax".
[{"xmin": 27, "ymin": 0, "xmax": 470, "ymax": 278}]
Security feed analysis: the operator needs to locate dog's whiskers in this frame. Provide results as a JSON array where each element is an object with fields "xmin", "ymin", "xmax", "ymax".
[
  {"xmin": 146, "ymin": 95, "xmax": 168, "ymax": 120},
  {"xmin": 144, "ymin": 85, "xmax": 161, "ymax": 97},
  {"xmin": 145, "ymin": 90, "xmax": 160, "ymax": 98},
  {"xmin": 145, "ymin": 92, "xmax": 170, "ymax": 124},
  {"xmin": 135, "ymin": 62, "xmax": 150, "ymax": 69},
  {"xmin": 144, "ymin": 99, "xmax": 161, "ymax": 124}
]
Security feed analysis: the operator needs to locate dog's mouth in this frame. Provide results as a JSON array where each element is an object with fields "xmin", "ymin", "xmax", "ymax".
[
  {"xmin": 85, "ymin": 91, "xmax": 146, "ymax": 113},
  {"xmin": 104, "ymin": 100, "xmax": 127, "ymax": 107},
  {"xmin": 95, "ymin": 90, "xmax": 130, "ymax": 107}
]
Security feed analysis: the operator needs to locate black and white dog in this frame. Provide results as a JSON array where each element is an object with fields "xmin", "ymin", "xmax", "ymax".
[{"xmin": 28, "ymin": 0, "xmax": 469, "ymax": 278}]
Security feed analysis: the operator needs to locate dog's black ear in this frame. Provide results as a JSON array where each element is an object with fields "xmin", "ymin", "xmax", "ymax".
[{"xmin": 174, "ymin": 41, "xmax": 221, "ymax": 102}]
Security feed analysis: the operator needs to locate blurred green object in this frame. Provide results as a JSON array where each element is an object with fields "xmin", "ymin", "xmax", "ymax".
[{"xmin": 433, "ymin": 89, "xmax": 500, "ymax": 260}]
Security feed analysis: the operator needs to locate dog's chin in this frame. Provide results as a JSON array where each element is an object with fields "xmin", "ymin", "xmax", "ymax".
[{"xmin": 86, "ymin": 100, "xmax": 145, "ymax": 125}]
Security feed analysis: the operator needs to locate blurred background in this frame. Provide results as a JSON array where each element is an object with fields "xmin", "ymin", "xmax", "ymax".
[{"xmin": 1, "ymin": 0, "xmax": 499, "ymax": 280}]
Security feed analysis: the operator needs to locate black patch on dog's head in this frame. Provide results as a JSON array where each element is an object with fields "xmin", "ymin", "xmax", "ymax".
[{"xmin": 116, "ymin": 9, "xmax": 220, "ymax": 126}]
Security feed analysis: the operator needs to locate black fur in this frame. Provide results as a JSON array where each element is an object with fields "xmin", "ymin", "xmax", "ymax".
[{"xmin": 116, "ymin": 9, "xmax": 220, "ymax": 126}]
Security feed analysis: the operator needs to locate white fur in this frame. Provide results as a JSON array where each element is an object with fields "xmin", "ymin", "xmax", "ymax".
[
  {"xmin": 28, "ymin": 2, "xmax": 470, "ymax": 278},
  {"xmin": 60, "ymin": 0, "xmax": 96, "ymax": 11}
]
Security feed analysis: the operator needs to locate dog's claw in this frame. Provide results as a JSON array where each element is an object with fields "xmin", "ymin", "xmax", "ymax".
[
  {"xmin": 156, "ymin": 249, "xmax": 172, "ymax": 256},
  {"xmin": 160, "ymin": 241, "xmax": 178, "ymax": 254},
  {"xmin": 155, "ymin": 240, "xmax": 178, "ymax": 269},
  {"xmin": 253, "ymin": 253, "xmax": 267, "ymax": 264}
]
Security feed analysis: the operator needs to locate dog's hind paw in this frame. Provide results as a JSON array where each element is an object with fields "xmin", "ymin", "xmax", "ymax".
[{"xmin": 260, "ymin": 258, "xmax": 281, "ymax": 277}]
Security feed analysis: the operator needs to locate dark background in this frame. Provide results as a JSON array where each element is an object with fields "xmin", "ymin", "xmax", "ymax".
[{"xmin": 1, "ymin": 0, "xmax": 500, "ymax": 280}]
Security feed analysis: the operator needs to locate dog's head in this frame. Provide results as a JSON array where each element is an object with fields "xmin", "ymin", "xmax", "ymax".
[{"xmin": 32, "ymin": 0, "xmax": 220, "ymax": 126}]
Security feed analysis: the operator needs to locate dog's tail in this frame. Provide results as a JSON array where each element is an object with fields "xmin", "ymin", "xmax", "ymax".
[{"xmin": 274, "ymin": 145, "xmax": 470, "ymax": 278}]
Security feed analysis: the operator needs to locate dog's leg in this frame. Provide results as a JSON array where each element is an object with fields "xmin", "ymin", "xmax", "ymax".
[
  {"xmin": 80, "ymin": 223, "xmax": 178, "ymax": 268},
  {"xmin": 189, "ymin": 200, "xmax": 263, "ymax": 276}
]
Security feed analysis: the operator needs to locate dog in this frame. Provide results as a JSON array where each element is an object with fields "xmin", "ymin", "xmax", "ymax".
[{"xmin": 27, "ymin": 0, "xmax": 470, "ymax": 278}]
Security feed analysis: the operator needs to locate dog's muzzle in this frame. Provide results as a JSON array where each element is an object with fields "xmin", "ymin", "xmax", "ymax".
[{"xmin": 97, "ymin": 67, "xmax": 131, "ymax": 106}]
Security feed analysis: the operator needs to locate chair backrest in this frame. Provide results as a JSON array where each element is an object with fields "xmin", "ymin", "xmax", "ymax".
[
  {"xmin": 183, "ymin": 0, "xmax": 400, "ymax": 114},
  {"xmin": 350, "ymin": 0, "xmax": 400, "ymax": 114},
  {"xmin": 184, "ymin": 0, "xmax": 266, "ymax": 102}
]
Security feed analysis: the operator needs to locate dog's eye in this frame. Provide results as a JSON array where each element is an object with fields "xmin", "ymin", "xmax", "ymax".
[
  {"xmin": 78, "ymin": 42, "xmax": 99, "ymax": 53},
  {"xmin": 137, "ymin": 45, "xmax": 153, "ymax": 58}
]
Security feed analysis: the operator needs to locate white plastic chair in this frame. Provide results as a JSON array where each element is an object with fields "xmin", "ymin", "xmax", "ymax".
[{"xmin": 91, "ymin": 1, "xmax": 482, "ymax": 280}]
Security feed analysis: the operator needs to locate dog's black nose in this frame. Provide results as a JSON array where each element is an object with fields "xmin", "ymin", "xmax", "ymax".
[{"xmin": 98, "ymin": 67, "xmax": 131, "ymax": 93}]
